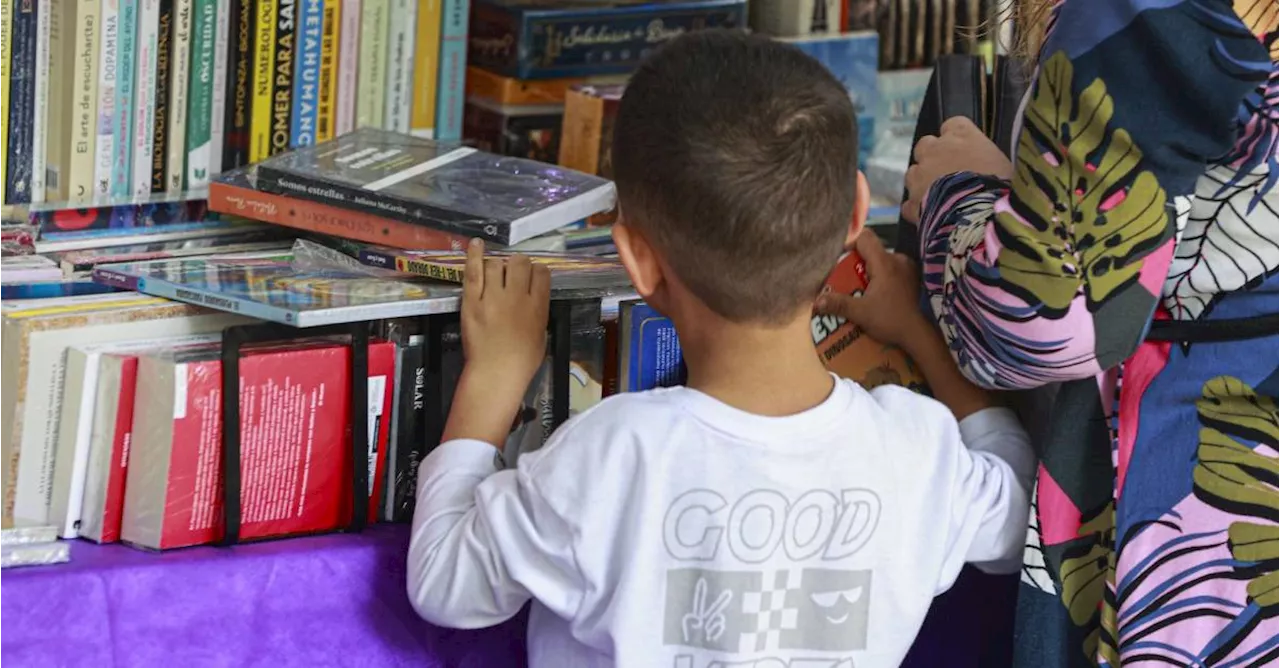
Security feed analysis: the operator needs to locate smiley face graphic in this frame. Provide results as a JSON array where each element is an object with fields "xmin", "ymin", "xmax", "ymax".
[{"xmin": 781, "ymin": 569, "xmax": 873, "ymax": 652}]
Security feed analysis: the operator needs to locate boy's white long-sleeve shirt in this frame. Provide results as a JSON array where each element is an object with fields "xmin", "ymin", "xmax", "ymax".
[{"xmin": 408, "ymin": 378, "xmax": 1034, "ymax": 668}]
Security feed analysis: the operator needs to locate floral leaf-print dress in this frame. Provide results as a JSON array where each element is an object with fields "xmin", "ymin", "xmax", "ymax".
[{"xmin": 915, "ymin": 0, "xmax": 1278, "ymax": 665}]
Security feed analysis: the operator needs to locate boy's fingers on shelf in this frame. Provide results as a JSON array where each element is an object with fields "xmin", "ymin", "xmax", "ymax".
[
  {"xmin": 465, "ymin": 238, "xmax": 485, "ymax": 298},
  {"xmin": 506, "ymin": 255, "xmax": 533, "ymax": 293},
  {"xmin": 484, "ymin": 258, "xmax": 506, "ymax": 293}
]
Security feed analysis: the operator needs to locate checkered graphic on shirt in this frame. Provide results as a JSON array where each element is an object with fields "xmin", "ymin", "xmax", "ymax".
[{"xmin": 740, "ymin": 570, "xmax": 802, "ymax": 652}]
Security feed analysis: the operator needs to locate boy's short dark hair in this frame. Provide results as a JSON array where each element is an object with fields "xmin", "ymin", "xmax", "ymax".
[{"xmin": 613, "ymin": 29, "xmax": 859, "ymax": 324}]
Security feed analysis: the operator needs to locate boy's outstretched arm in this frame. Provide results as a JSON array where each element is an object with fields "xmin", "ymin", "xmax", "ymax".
[{"xmin": 407, "ymin": 241, "xmax": 582, "ymax": 629}]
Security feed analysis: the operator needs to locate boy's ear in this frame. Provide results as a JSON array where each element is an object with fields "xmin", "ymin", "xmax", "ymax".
[
  {"xmin": 613, "ymin": 217, "xmax": 664, "ymax": 300},
  {"xmin": 844, "ymin": 171, "xmax": 871, "ymax": 249}
]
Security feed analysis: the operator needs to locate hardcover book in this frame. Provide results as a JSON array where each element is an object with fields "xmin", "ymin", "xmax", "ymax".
[
  {"xmin": 253, "ymin": 128, "xmax": 615, "ymax": 245},
  {"xmin": 358, "ymin": 247, "xmax": 630, "ymax": 291},
  {"xmin": 618, "ymin": 300, "xmax": 685, "ymax": 393},
  {"xmin": 92, "ymin": 253, "xmax": 463, "ymax": 327},
  {"xmin": 468, "ymin": 0, "xmax": 747, "ymax": 80}
]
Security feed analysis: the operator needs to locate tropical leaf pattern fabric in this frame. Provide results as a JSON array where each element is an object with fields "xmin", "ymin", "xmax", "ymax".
[{"xmin": 914, "ymin": 0, "xmax": 1278, "ymax": 665}]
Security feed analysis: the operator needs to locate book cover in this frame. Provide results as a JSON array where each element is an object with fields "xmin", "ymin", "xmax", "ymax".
[
  {"xmin": 270, "ymin": 0, "xmax": 297, "ymax": 156},
  {"xmin": 35, "ymin": 220, "xmax": 256, "ymax": 254},
  {"xmin": 184, "ymin": 0, "xmax": 216, "ymax": 189},
  {"xmin": 77, "ymin": 352, "xmax": 139, "ymax": 543},
  {"xmin": 813, "ymin": 251, "xmax": 927, "ymax": 391},
  {"xmin": 315, "ymin": 0, "xmax": 339, "ymax": 142},
  {"xmin": 92, "ymin": 253, "xmax": 463, "ymax": 326},
  {"xmin": 207, "ymin": 0, "xmax": 229, "ymax": 178},
  {"xmin": 150, "ymin": 0, "xmax": 173, "ymax": 193},
  {"xmin": 29, "ymin": 0, "xmax": 51, "ymax": 203},
  {"xmin": 222, "ymin": 0, "xmax": 252, "ymax": 171},
  {"xmin": 250, "ymin": 0, "xmax": 277, "ymax": 162},
  {"xmin": 4, "ymin": 0, "xmax": 36, "ymax": 204},
  {"xmin": 468, "ymin": 0, "xmax": 746, "ymax": 80},
  {"xmin": 165, "ymin": 0, "xmax": 193, "ymax": 192},
  {"xmin": 30, "ymin": 197, "xmax": 211, "ymax": 235},
  {"xmin": 93, "ymin": 0, "xmax": 120, "ymax": 198},
  {"xmin": 290, "ymin": 0, "xmax": 322, "ymax": 147},
  {"xmin": 785, "ymin": 31, "xmax": 880, "ymax": 168},
  {"xmin": 131, "ymin": 0, "xmax": 159, "ymax": 196},
  {"xmin": 618, "ymin": 300, "xmax": 685, "ymax": 393},
  {"xmin": 111, "ymin": 0, "xmax": 138, "ymax": 198},
  {"xmin": 121, "ymin": 340, "xmax": 396, "ymax": 550},
  {"xmin": 208, "ymin": 168, "xmax": 468, "ymax": 250},
  {"xmin": 408, "ymin": 0, "xmax": 441, "ymax": 139},
  {"xmin": 253, "ymin": 127, "xmax": 615, "ymax": 245},
  {"xmin": 356, "ymin": 0, "xmax": 388, "ymax": 129},
  {"xmin": 433, "ymin": 0, "xmax": 468, "ymax": 140},
  {"xmin": 361, "ymin": 247, "xmax": 628, "ymax": 291},
  {"xmin": 334, "ymin": 0, "xmax": 360, "ymax": 135},
  {"xmin": 383, "ymin": 0, "xmax": 416, "ymax": 134}
]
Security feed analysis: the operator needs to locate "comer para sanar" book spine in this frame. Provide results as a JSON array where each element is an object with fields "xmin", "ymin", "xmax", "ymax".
[{"xmin": 270, "ymin": 0, "xmax": 296, "ymax": 156}]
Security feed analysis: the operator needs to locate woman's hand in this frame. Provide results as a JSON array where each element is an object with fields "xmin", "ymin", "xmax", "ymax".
[{"xmin": 903, "ymin": 116, "xmax": 1014, "ymax": 224}]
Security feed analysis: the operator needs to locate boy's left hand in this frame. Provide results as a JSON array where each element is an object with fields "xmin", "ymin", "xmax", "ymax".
[{"xmin": 903, "ymin": 116, "xmax": 1013, "ymax": 224}]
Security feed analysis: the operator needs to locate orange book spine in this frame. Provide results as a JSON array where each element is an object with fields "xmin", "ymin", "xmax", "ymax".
[
  {"xmin": 207, "ymin": 180, "xmax": 467, "ymax": 250},
  {"xmin": 812, "ymin": 250, "xmax": 928, "ymax": 391}
]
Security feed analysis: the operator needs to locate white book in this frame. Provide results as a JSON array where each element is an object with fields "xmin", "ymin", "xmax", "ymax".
[
  {"xmin": 49, "ymin": 333, "xmax": 221, "ymax": 538},
  {"xmin": 208, "ymin": 0, "xmax": 230, "ymax": 178},
  {"xmin": 131, "ymin": 0, "xmax": 159, "ymax": 196},
  {"xmin": 335, "ymin": 0, "xmax": 361, "ymax": 136},
  {"xmin": 165, "ymin": 0, "xmax": 193, "ymax": 193},
  {"xmin": 30, "ymin": 3, "xmax": 52, "ymax": 204},
  {"xmin": 94, "ymin": 0, "xmax": 121, "ymax": 199},
  {"xmin": 383, "ymin": 0, "xmax": 415, "ymax": 133}
]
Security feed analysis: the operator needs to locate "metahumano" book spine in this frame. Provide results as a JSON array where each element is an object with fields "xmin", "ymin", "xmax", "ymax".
[{"xmin": 290, "ymin": 0, "xmax": 322, "ymax": 147}]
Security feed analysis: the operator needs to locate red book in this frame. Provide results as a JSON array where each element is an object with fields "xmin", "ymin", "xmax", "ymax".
[
  {"xmin": 121, "ymin": 341, "xmax": 396, "ymax": 550},
  {"xmin": 77, "ymin": 354, "xmax": 141, "ymax": 544}
]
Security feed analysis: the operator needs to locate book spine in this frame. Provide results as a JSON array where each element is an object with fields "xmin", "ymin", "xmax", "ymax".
[
  {"xmin": 150, "ymin": 0, "xmax": 171, "ymax": 192},
  {"xmin": 93, "ymin": 0, "xmax": 119, "ymax": 199},
  {"xmin": 5, "ymin": 0, "xmax": 35, "ymax": 204},
  {"xmin": 290, "ymin": 0, "xmax": 321, "ymax": 147},
  {"xmin": 110, "ymin": 0, "xmax": 136, "ymax": 197},
  {"xmin": 207, "ymin": 178, "xmax": 467, "ymax": 249},
  {"xmin": 69, "ymin": 0, "xmax": 101, "ymax": 200},
  {"xmin": 130, "ymin": 0, "xmax": 157, "ymax": 196},
  {"xmin": 183, "ymin": 0, "xmax": 214, "ymax": 188},
  {"xmin": 130, "ymin": 274, "xmax": 298, "ymax": 323},
  {"xmin": 433, "ymin": 0, "xmax": 468, "ymax": 141},
  {"xmin": 249, "ymin": 0, "xmax": 275, "ymax": 162},
  {"xmin": 355, "ymin": 0, "xmax": 387, "ymax": 129},
  {"xmin": 391, "ymin": 339, "xmax": 424, "ymax": 522},
  {"xmin": 206, "ymin": 0, "xmax": 229, "ymax": 177},
  {"xmin": 221, "ymin": 0, "xmax": 251, "ymax": 170},
  {"xmin": 334, "ymin": 0, "xmax": 358, "ymax": 135},
  {"xmin": 408, "ymin": 0, "xmax": 440, "ymax": 139},
  {"xmin": 269, "ymin": 0, "xmax": 295, "ymax": 155},
  {"xmin": 165, "ymin": 0, "xmax": 192, "ymax": 193},
  {"xmin": 1, "ymin": 0, "xmax": 10, "ymax": 205},
  {"xmin": 315, "ymin": 0, "xmax": 338, "ymax": 142},
  {"xmin": 30, "ymin": 0, "xmax": 52, "ymax": 203},
  {"xmin": 99, "ymin": 355, "xmax": 138, "ymax": 543},
  {"xmin": 382, "ymin": 0, "xmax": 414, "ymax": 133}
]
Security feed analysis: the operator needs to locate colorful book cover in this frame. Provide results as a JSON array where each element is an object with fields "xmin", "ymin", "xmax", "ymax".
[
  {"xmin": 93, "ymin": 0, "xmax": 120, "ymax": 198},
  {"xmin": 335, "ymin": 0, "xmax": 360, "ymax": 135},
  {"xmin": 4, "ymin": 0, "xmax": 36, "ymax": 204},
  {"xmin": 93, "ymin": 254, "xmax": 463, "ymax": 327},
  {"xmin": 207, "ymin": 0, "xmax": 230, "ymax": 178},
  {"xmin": 291, "ymin": 0, "xmax": 323, "ymax": 147},
  {"xmin": 315, "ymin": 0, "xmax": 339, "ymax": 142},
  {"xmin": 30, "ymin": 0, "xmax": 51, "ymax": 203},
  {"xmin": 0, "ymin": 280, "xmax": 122, "ymax": 300},
  {"xmin": 618, "ymin": 300, "xmax": 685, "ymax": 393},
  {"xmin": 184, "ymin": 0, "xmax": 216, "ymax": 189},
  {"xmin": 785, "ymin": 31, "xmax": 880, "ymax": 168},
  {"xmin": 150, "ymin": 0, "xmax": 173, "ymax": 193},
  {"xmin": 433, "ymin": 0, "xmax": 469, "ymax": 140},
  {"xmin": 30, "ymin": 198, "xmax": 210, "ymax": 235},
  {"xmin": 131, "ymin": 0, "xmax": 159, "ymax": 196},
  {"xmin": 408, "ymin": 0, "xmax": 441, "ymax": 138},
  {"xmin": 165, "ymin": 0, "xmax": 193, "ymax": 192},
  {"xmin": 359, "ymin": 247, "xmax": 628, "ymax": 290},
  {"xmin": 814, "ymin": 250, "xmax": 927, "ymax": 392},
  {"xmin": 222, "ymin": 0, "xmax": 252, "ymax": 171},
  {"xmin": 253, "ymin": 127, "xmax": 615, "ymax": 245},
  {"xmin": 111, "ymin": 0, "xmax": 138, "ymax": 198},
  {"xmin": 250, "ymin": 0, "xmax": 277, "ymax": 162},
  {"xmin": 270, "ymin": 0, "xmax": 297, "ymax": 155},
  {"xmin": 356, "ymin": 0, "xmax": 388, "ymax": 129},
  {"xmin": 383, "ymin": 0, "xmax": 416, "ymax": 133}
]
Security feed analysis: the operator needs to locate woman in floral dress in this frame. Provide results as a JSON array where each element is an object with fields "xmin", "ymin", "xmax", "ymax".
[{"xmin": 902, "ymin": 0, "xmax": 1277, "ymax": 664}]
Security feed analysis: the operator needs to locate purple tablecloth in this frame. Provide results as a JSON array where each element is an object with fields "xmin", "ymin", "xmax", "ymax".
[
  {"xmin": 2, "ymin": 526, "xmax": 527, "ymax": 667},
  {"xmin": 2, "ymin": 526, "xmax": 1015, "ymax": 667}
]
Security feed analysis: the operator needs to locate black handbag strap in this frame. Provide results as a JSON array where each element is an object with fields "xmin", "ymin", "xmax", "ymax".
[{"xmin": 1145, "ymin": 314, "xmax": 1278, "ymax": 343}]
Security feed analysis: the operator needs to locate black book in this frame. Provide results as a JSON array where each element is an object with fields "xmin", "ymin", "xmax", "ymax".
[
  {"xmin": 151, "ymin": 0, "xmax": 174, "ymax": 193},
  {"xmin": 223, "ymin": 0, "xmax": 254, "ymax": 171},
  {"xmin": 390, "ymin": 337, "xmax": 426, "ymax": 523},
  {"xmin": 5, "ymin": 0, "xmax": 36, "ymax": 205},
  {"xmin": 253, "ymin": 128, "xmax": 616, "ymax": 245}
]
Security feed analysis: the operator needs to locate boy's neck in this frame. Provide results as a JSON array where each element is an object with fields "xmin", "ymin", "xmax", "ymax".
[{"xmin": 674, "ymin": 311, "xmax": 834, "ymax": 418}]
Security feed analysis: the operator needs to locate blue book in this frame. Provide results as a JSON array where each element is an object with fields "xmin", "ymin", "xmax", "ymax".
[
  {"xmin": 112, "ymin": 0, "xmax": 140, "ymax": 197},
  {"xmin": 5, "ymin": 0, "xmax": 37, "ymax": 204},
  {"xmin": 785, "ymin": 31, "xmax": 880, "ymax": 169},
  {"xmin": 0, "ymin": 280, "xmax": 124, "ymax": 300},
  {"xmin": 619, "ymin": 300, "xmax": 685, "ymax": 393},
  {"xmin": 434, "ymin": 0, "xmax": 472, "ymax": 141},
  {"xmin": 291, "ymin": 0, "xmax": 324, "ymax": 147}
]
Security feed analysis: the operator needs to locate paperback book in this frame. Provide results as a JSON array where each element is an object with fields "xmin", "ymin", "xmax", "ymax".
[
  {"xmin": 357, "ymin": 248, "xmax": 630, "ymax": 291},
  {"xmin": 618, "ymin": 300, "xmax": 686, "ymax": 393},
  {"xmin": 48, "ymin": 233, "xmax": 292, "ymax": 275},
  {"xmin": 253, "ymin": 128, "xmax": 615, "ymax": 245}
]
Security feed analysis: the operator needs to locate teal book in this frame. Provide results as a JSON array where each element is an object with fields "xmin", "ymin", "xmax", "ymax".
[
  {"xmin": 112, "ymin": 0, "xmax": 139, "ymax": 197},
  {"xmin": 185, "ymin": 0, "xmax": 217, "ymax": 188}
]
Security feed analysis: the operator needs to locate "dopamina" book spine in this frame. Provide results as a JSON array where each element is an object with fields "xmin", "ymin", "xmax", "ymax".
[
  {"xmin": 221, "ymin": 0, "xmax": 252, "ymax": 170},
  {"xmin": 149, "ymin": 0, "xmax": 172, "ymax": 193},
  {"xmin": 110, "ymin": 0, "xmax": 137, "ymax": 197},
  {"xmin": 165, "ymin": 0, "xmax": 192, "ymax": 193},
  {"xmin": 270, "ymin": 0, "xmax": 296, "ymax": 155},
  {"xmin": 130, "ymin": 0, "xmax": 158, "ymax": 196},
  {"xmin": 290, "ymin": 0, "xmax": 322, "ymax": 148},
  {"xmin": 184, "ymin": 0, "xmax": 216, "ymax": 188},
  {"xmin": 93, "ymin": 0, "xmax": 119, "ymax": 198},
  {"xmin": 5, "ymin": 0, "xmax": 36, "ymax": 205}
]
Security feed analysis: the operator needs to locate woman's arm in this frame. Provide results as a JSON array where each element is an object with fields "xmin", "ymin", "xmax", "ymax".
[{"xmin": 910, "ymin": 0, "xmax": 1272, "ymax": 390}]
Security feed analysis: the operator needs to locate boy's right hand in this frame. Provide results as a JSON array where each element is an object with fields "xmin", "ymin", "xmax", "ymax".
[{"xmin": 815, "ymin": 232, "xmax": 932, "ymax": 352}]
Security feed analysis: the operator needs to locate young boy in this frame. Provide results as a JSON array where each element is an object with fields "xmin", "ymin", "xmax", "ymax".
[{"xmin": 408, "ymin": 30, "xmax": 1033, "ymax": 668}]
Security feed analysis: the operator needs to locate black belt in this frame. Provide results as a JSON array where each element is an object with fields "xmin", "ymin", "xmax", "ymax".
[{"xmin": 1145, "ymin": 314, "xmax": 1278, "ymax": 343}]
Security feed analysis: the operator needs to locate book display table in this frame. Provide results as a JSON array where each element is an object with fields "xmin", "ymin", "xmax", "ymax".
[{"xmin": 1, "ymin": 525, "xmax": 529, "ymax": 667}]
